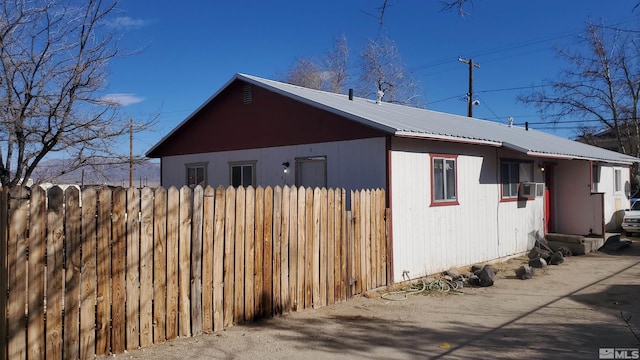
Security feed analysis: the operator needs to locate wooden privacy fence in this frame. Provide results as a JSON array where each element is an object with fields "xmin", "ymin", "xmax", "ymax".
[{"xmin": 0, "ymin": 184, "xmax": 388, "ymax": 360}]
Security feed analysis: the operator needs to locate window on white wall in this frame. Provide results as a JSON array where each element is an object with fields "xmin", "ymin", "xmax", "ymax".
[
  {"xmin": 614, "ymin": 169, "xmax": 622, "ymax": 192},
  {"xmin": 230, "ymin": 161, "xmax": 256, "ymax": 187},
  {"xmin": 431, "ymin": 154, "xmax": 458, "ymax": 205},
  {"xmin": 186, "ymin": 163, "xmax": 207, "ymax": 188},
  {"xmin": 501, "ymin": 159, "xmax": 533, "ymax": 200},
  {"xmin": 592, "ymin": 164, "xmax": 600, "ymax": 192},
  {"xmin": 296, "ymin": 156, "xmax": 327, "ymax": 188}
]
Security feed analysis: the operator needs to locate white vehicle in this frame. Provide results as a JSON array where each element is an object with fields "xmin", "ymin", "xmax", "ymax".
[{"xmin": 622, "ymin": 200, "xmax": 640, "ymax": 235}]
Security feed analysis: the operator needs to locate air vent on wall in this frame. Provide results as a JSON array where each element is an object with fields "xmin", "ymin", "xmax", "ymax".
[{"xmin": 242, "ymin": 84, "xmax": 252, "ymax": 104}]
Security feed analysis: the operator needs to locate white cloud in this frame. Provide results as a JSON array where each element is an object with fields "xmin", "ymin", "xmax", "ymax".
[
  {"xmin": 101, "ymin": 93, "xmax": 145, "ymax": 106},
  {"xmin": 106, "ymin": 16, "xmax": 151, "ymax": 30}
]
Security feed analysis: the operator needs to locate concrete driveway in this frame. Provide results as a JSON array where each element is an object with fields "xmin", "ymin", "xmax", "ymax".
[{"xmin": 105, "ymin": 240, "xmax": 640, "ymax": 360}]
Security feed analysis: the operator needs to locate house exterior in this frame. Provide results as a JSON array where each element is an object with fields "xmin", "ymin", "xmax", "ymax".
[{"xmin": 147, "ymin": 73, "xmax": 639, "ymax": 282}]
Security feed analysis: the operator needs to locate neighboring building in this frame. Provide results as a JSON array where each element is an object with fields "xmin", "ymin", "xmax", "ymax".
[
  {"xmin": 576, "ymin": 125, "xmax": 638, "ymax": 153},
  {"xmin": 147, "ymin": 73, "xmax": 639, "ymax": 281}
]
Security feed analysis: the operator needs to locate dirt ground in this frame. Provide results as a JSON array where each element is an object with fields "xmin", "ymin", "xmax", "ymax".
[{"xmin": 102, "ymin": 239, "xmax": 640, "ymax": 360}]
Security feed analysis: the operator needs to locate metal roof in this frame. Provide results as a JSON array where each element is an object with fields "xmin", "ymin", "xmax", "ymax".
[{"xmin": 148, "ymin": 73, "xmax": 640, "ymax": 165}]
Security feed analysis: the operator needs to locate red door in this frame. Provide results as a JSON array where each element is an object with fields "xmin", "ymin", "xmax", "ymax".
[{"xmin": 544, "ymin": 164, "xmax": 555, "ymax": 233}]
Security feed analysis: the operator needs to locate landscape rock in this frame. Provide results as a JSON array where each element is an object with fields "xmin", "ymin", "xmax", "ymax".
[
  {"xmin": 528, "ymin": 247, "xmax": 551, "ymax": 261},
  {"xmin": 468, "ymin": 274, "xmax": 480, "ymax": 286},
  {"xmin": 477, "ymin": 265, "xmax": 496, "ymax": 287},
  {"xmin": 529, "ymin": 257, "xmax": 547, "ymax": 268},
  {"xmin": 557, "ymin": 246, "xmax": 572, "ymax": 257},
  {"xmin": 549, "ymin": 251, "xmax": 564, "ymax": 265},
  {"xmin": 515, "ymin": 265, "xmax": 533, "ymax": 280},
  {"xmin": 444, "ymin": 268, "xmax": 463, "ymax": 280}
]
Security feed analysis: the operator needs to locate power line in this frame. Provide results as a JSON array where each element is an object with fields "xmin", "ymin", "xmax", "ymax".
[{"xmin": 411, "ymin": 16, "xmax": 638, "ymax": 73}]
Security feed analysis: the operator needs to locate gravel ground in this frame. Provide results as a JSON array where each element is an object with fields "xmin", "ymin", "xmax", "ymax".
[{"xmin": 101, "ymin": 239, "xmax": 640, "ymax": 360}]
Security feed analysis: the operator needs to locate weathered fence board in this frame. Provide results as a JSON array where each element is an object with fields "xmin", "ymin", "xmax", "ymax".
[
  {"xmin": 153, "ymin": 187, "xmax": 167, "ymax": 343},
  {"xmin": 263, "ymin": 187, "xmax": 273, "ymax": 317},
  {"xmin": 296, "ymin": 187, "xmax": 305, "ymax": 312},
  {"xmin": 140, "ymin": 187, "xmax": 155, "ymax": 347},
  {"xmin": 178, "ymin": 187, "xmax": 192, "ymax": 337},
  {"xmin": 27, "ymin": 187, "xmax": 45, "ymax": 360},
  {"xmin": 64, "ymin": 187, "xmax": 81, "ymax": 360},
  {"xmin": 166, "ymin": 187, "xmax": 179, "ymax": 340},
  {"xmin": 272, "ymin": 187, "xmax": 282, "ymax": 315},
  {"xmin": 0, "ymin": 185, "xmax": 386, "ymax": 360},
  {"xmin": 80, "ymin": 188, "xmax": 97, "ymax": 360},
  {"xmin": 304, "ymin": 188, "xmax": 313, "ymax": 309},
  {"xmin": 234, "ymin": 187, "xmax": 245, "ymax": 324},
  {"xmin": 96, "ymin": 189, "xmax": 113, "ymax": 354},
  {"xmin": 327, "ymin": 188, "xmax": 335, "ymax": 306},
  {"xmin": 111, "ymin": 188, "xmax": 126, "ymax": 354},
  {"xmin": 202, "ymin": 186, "xmax": 215, "ymax": 333},
  {"xmin": 280, "ymin": 186, "xmax": 290, "ymax": 313},
  {"xmin": 126, "ymin": 188, "xmax": 141, "ymax": 350},
  {"xmin": 253, "ymin": 187, "xmax": 264, "ymax": 318},
  {"xmin": 212, "ymin": 187, "xmax": 225, "ymax": 331},
  {"xmin": 191, "ymin": 186, "xmax": 204, "ymax": 337},
  {"xmin": 223, "ymin": 187, "xmax": 235, "ymax": 328},
  {"xmin": 8, "ymin": 187, "xmax": 28, "ymax": 360},
  {"xmin": 244, "ymin": 186, "xmax": 255, "ymax": 322},
  {"xmin": 47, "ymin": 187, "xmax": 64, "ymax": 360},
  {"xmin": 287, "ymin": 187, "xmax": 298, "ymax": 312}
]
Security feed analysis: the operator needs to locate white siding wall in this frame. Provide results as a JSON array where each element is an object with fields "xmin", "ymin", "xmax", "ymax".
[
  {"xmin": 390, "ymin": 138, "xmax": 545, "ymax": 281},
  {"xmin": 160, "ymin": 137, "xmax": 387, "ymax": 190},
  {"xmin": 591, "ymin": 163, "xmax": 630, "ymax": 231}
]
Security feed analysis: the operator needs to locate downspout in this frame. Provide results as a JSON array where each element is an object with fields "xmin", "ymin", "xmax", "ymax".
[{"xmin": 386, "ymin": 135, "xmax": 394, "ymax": 285}]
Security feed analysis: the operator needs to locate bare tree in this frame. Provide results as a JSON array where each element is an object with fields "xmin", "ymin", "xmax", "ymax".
[
  {"xmin": 323, "ymin": 35, "xmax": 349, "ymax": 94},
  {"xmin": 284, "ymin": 58, "xmax": 323, "ymax": 90},
  {"xmin": 0, "ymin": 0, "xmax": 152, "ymax": 187},
  {"xmin": 369, "ymin": 0, "xmax": 474, "ymax": 28},
  {"xmin": 519, "ymin": 22, "xmax": 640, "ymax": 185},
  {"xmin": 359, "ymin": 36, "xmax": 420, "ymax": 106},
  {"xmin": 519, "ymin": 22, "xmax": 640, "ymax": 155}
]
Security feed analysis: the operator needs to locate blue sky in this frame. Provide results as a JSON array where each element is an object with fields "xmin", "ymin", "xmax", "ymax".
[{"xmin": 104, "ymin": 1, "xmax": 639, "ymax": 158}]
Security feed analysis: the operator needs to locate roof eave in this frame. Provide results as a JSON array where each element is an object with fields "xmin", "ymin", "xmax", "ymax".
[
  {"xmin": 503, "ymin": 141, "xmax": 638, "ymax": 165},
  {"xmin": 395, "ymin": 131, "xmax": 502, "ymax": 147}
]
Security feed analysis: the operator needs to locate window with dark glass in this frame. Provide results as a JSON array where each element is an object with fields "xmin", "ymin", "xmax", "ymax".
[
  {"xmin": 230, "ymin": 162, "xmax": 255, "ymax": 187},
  {"xmin": 501, "ymin": 160, "xmax": 534, "ymax": 199},
  {"xmin": 186, "ymin": 164, "xmax": 206, "ymax": 188}
]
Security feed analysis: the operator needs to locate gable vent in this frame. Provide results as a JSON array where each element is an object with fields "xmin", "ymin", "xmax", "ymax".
[{"xmin": 242, "ymin": 84, "xmax": 252, "ymax": 104}]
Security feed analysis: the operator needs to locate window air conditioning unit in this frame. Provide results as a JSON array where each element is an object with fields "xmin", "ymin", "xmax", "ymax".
[{"xmin": 520, "ymin": 182, "xmax": 545, "ymax": 198}]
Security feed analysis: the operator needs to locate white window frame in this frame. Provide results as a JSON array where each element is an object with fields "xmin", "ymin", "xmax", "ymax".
[{"xmin": 614, "ymin": 168, "xmax": 622, "ymax": 193}]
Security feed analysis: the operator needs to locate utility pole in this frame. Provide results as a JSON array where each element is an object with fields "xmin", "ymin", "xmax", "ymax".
[{"xmin": 458, "ymin": 57, "xmax": 480, "ymax": 117}]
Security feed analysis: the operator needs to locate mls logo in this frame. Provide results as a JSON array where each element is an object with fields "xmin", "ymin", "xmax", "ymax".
[
  {"xmin": 600, "ymin": 348, "xmax": 640, "ymax": 359},
  {"xmin": 600, "ymin": 348, "xmax": 615, "ymax": 359}
]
